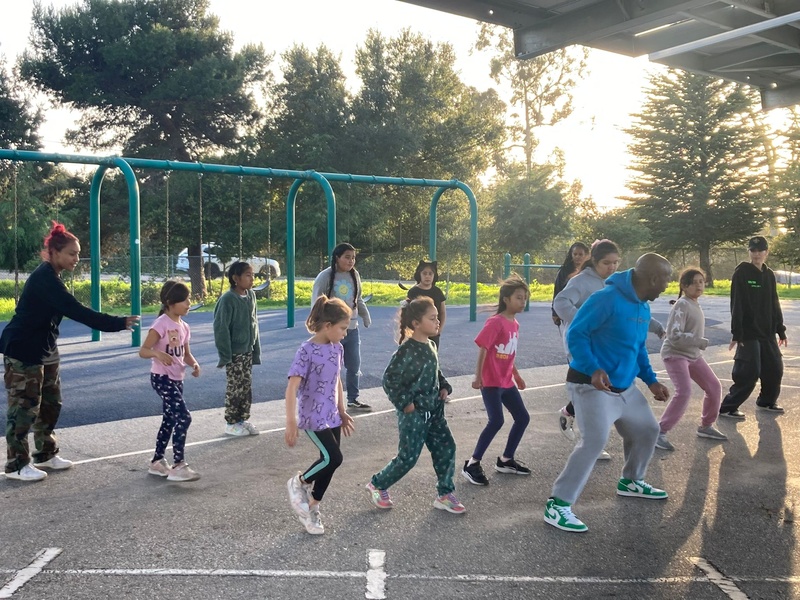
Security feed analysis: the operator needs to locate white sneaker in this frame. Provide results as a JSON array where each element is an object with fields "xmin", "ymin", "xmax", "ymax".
[
  {"xmin": 558, "ymin": 407, "xmax": 577, "ymax": 442},
  {"xmin": 224, "ymin": 422, "xmax": 248, "ymax": 437},
  {"xmin": 148, "ymin": 458, "xmax": 171, "ymax": 477},
  {"xmin": 597, "ymin": 450, "xmax": 612, "ymax": 461},
  {"xmin": 166, "ymin": 462, "xmax": 201, "ymax": 482},
  {"xmin": 304, "ymin": 505, "xmax": 324, "ymax": 535},
  {"xmin": 241, "ymin": 421, "xmax": 260, "ymax": 435},
  {"xmin": 34, "ymin": 456, "xmax": 73, "ymax": 470},
  {"xmin": 5, "ymin": 464, "xmax": 48, "ymax": 481}
]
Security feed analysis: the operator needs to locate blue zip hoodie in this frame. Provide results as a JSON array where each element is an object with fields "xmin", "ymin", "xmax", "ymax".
[{"xmin": 566, "ymin": 268, "xmax": 658, "ymax": 389}]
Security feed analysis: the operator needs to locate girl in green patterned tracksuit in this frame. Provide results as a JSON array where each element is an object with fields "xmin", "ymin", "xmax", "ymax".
[{"xmin": 365, "ymin": 297, "xmax": 465, "ymax": 514}]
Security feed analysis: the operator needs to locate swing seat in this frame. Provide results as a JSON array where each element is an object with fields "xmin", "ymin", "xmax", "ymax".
[{"xmin": 254, "ymin": 279, "xmax": 271, "ymax": 298}]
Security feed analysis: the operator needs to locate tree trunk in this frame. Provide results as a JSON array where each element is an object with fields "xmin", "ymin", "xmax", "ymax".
[
  {"xmin": 699, "ymin": 244, "xmax": 714, "ymax": 288},
  {"xmin": 187, "ymin": 242, "xmax": 207, "ymax": 299}
]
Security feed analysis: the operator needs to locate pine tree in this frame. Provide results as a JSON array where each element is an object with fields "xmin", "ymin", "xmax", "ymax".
[{"xmin": 625, "ymin": 69, "xmax": 768, "ymax": 285}]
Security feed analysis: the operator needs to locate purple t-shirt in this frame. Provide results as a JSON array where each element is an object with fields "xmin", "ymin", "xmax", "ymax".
[
  {"xmin": 287, "ymin": 340, "xmax": 344, "ymax": 431},
  {"xmin": 148, "ymin": 313, "xmax": 191, "ymax": 381}
]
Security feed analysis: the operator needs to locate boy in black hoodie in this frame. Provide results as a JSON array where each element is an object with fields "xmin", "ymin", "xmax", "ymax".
[{"xmin": 719, "ymin": 236, "xmax": 787, "ymax": 418}]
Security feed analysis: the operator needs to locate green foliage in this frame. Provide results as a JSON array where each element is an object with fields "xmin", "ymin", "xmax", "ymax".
[
  {"xmin": 583, "ymin": 206, "xmax": 651, "ymax": 254},
  {"xmin": 20, "ymin": 0, "xmax": 270, "ymax": 162},
  {"xmin": 625, "ymin": 69, "xmax": 768, "ymax": 284}
]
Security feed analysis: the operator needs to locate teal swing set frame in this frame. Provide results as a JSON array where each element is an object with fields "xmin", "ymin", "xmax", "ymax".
[{"xmin": 0, "ymin": 149, "xmax": 481, "ymax": 345}]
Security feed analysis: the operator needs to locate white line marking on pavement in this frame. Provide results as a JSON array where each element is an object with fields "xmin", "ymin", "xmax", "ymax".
[
  {"xmin": 366, "ymin": 549, "xmax": 387, "ymax": 599},
  {"xmin": 0, "ymin": 548, "xmax": 62, "ymax": 599},
  {"xmin": 691, "ymin": 557, "xmax": 750, "ymax": 599},
  {"xmin": 53, "ymin": 568, "xmax": 366, "ymax": 578}
]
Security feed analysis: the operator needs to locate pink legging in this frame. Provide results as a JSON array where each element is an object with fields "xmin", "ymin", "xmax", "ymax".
[{"xmin": 660, "ymin": 356, "xmax": 722, "ymax": 432}]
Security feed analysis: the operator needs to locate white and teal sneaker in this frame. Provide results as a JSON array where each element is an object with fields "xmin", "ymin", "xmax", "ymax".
[
  {"xmin": 616, "ymin": 478, "xmax": 668, "ymax": 499},
  {"xmin": 544, "ymin": 498, "xmax": 588, "ymax": 533}
]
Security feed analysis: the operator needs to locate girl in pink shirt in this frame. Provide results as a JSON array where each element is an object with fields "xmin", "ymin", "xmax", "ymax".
[
  {"xmin": 462, "ymin": 275, "xmax": 531, "ymax": 487},
  {"xmin": 139, "ymin": 281, "xmax": 201, "ymax": 483}
]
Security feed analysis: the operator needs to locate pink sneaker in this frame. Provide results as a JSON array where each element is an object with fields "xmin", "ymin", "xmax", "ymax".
[
  {"xmin": 366, "ymin": 481, "xmax": 393, "ymax": 509},
  {"xmin": 433, "ymin": 492, "xmax": 466, "ymax": 514}
]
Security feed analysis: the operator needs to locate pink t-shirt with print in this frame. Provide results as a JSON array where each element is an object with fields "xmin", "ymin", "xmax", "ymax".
[
  {"xmin": 148, "ymin": 313, "xmax": 191, "ymax": 381},
  {"xmin": 474, "ymin": 313, "xmax": 519, "ymax": 388}
]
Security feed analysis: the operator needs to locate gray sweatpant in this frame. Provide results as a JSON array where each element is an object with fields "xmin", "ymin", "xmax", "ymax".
[{"xmin": 551, "ymin": 382, "xmax": 659, "ymax": 505}]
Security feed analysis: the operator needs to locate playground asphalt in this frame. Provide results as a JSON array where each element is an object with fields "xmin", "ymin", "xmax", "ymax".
[{"xmin": 0, "ymin": 297, "xmax": 798, "ymax": 599}]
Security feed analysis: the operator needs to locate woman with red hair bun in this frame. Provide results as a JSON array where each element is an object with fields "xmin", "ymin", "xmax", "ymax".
[{"xmin": 0, "ymin": 221, "xmax": 139, "ymax": 482}]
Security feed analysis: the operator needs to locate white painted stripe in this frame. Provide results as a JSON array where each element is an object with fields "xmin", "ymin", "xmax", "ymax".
[
  {"xmin": 365, "ymin": 549, "xmax": 386, "ymax": 599},
  {"xmin": 691, "ymin": 557, "xmax": 750, "ymax": 599},
  {"xmin": 0, "ymin": 548, "xmax": 62, "ymax": 599},
  {"xmin": 53, "ymin": 568, "xmax": 365, "ymax": 578}
]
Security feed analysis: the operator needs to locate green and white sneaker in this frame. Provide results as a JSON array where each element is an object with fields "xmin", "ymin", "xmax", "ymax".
[
  {"xmin": 544, "ymin": 497, "xmax": 588, "ymax": 533},
  {"xmin": 616, "ymin": 478, "xmax": 668, "ymax": 499}
]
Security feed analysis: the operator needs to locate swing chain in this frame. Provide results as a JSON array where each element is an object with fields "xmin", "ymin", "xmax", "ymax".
[
  {"xmin": 164, "ymin": 170, "xmax": 171, "ymax": 277},
  {"xmin": 238, "ymin": 175, "xmax": 244, "ymax": 258}
]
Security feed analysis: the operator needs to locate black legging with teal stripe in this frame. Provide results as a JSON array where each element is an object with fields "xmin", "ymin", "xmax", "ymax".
[{"xmin": 302, "ymin": 426, "xmax": 343, "ymax": 502}]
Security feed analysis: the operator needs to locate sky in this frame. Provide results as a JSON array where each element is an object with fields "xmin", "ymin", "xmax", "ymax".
[{"xmin": 0, "ymin": 0, "xmax": 656, "ymax": 207}]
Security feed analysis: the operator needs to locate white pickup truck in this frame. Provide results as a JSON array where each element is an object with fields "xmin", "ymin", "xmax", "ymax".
[{"xmin": 175, "ymin": 243, "xmax": 281, "ymax": 279}]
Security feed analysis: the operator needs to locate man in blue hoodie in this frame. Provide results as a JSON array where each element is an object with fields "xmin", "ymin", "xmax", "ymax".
[{"xmin": 544, "ymin": 253, "xmax": 672, "ymax": 533}]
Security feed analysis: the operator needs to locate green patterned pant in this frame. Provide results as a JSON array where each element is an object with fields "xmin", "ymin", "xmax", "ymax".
[
  {"xmin": 4, "ymin": 357, "xmax": 62, "ymax": 473},
  {"xmin": 372, "ymin": 406, "xmax": 456, "ymax": 497},
  {"xmin": 224, "ymin": 353, "xmax": 253, "ymax": 424}
]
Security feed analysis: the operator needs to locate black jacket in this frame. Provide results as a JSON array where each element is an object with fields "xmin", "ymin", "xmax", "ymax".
[
  {"xmin": 729, "ymin": 261, "xmax": 786, "ymax": 343},
  {"xmin": 0, "ymin": 262, "xmax": 127, "ymax": 364}
]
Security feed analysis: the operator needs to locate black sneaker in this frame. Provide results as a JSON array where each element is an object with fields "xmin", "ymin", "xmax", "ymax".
[
  {"xmin": 719, "ymin": 409, "xmax": 746, "ymax": 420},
  {"xmin": 495, "ymin": 457, "xmax": 531, "ymax": 475},
  {"xmin": 757, "ymin": 403, "xmax": 785, "ymax": 413},
  {"xmin": 347, "ymin": 400, "xmax": 372, "ymax": 412},
  {"xmin": 461, "ymin": 460, "xmax": 489, "ymax": 486}
]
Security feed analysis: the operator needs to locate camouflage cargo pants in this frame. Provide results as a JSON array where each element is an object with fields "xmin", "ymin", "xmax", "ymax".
[
  {"xmin": 224, "ymin": 353, "xmax": 253, "ymax": 424},
  {"xmin": 4, "ymin": 357, "xmax": 62, "ymax": 473}
]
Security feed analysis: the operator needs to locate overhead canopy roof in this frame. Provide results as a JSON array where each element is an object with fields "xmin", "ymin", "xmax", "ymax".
[{"xmin": 398, "ymin": 0, "xmax": 800, "ymax": 110}]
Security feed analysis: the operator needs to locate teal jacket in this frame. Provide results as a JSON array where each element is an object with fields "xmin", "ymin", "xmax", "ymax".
[
  {"xmin": 382, "ymin": 338, "xmax": 452, "ymax": 412},
  {"xmin": 213, "ymin": 289, "xmax": 261, "ymax": 368}
]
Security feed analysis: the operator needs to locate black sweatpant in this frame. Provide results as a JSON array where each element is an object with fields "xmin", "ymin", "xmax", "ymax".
[
  {"xmin": 719, "ymin": 338, "xmax": 783, "ymax": 412},
  {"xmin": 302, "ymin": 427, "xmax": 343, "ymax": 502}
]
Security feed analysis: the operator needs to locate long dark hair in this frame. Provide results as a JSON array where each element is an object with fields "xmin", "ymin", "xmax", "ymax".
[
  {"xmin": 326, "ymin": 242, "xmax": 359, "ymax": 308},
  {"xmin": 582, "ymin": 239, "xmax": 620, "ymax": 272},
  {"xmin": 495, "ymin": 274, "xmax": 529, "ymax": 315},
  {"xmin": 158, "ymin": 281, "xmax": 190, "ymax": 316},
  {"xmin": 559, "ymin": 242, "xmax": 589, "ymax": 274},
  {"xmin": 671, "ymin": 267, "xmax": 705, "ymax": 305},
  {"xmin": 398, "ymin": 296, "xmax": 435, "ymax": 344}
]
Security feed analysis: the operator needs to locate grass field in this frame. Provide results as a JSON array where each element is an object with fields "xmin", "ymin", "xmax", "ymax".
[{"xmin": 2, "ymin": 277, "xmax": 800, "ymax": 321}]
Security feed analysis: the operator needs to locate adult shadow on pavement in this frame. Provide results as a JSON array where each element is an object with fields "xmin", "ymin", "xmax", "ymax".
[{"xmin": 701, "ymin": 414, "xmax": 793, "ymax": 597}]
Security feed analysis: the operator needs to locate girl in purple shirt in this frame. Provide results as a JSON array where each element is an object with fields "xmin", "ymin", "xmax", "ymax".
[{"xmin": 285, "ymin": 295, "xmax": 355, "ymax": 535}]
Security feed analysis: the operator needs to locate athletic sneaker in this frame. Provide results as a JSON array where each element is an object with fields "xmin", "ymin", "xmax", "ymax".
[
  {"xmin": 166, "ymin": 462, "xmax": 201, "ymax": 482},
  {"xmin": 4, "ymin": 464, "xmax": 47, "ymax": 482},
  {"xmin": 597, "ymin": 450, "xmax": 612, "ymax": 461},
  {"xmin": 697, "ymin": 425, "xmax": 727, "ymax": 440},
  {"xmin": 366, "ymin": 482, "xmax": 394, "ymax": 509},
  {"xmin": 224, "ymin": 422, "xmax": 249, "ymax": 436},
  {"xmin": 287, "ymin": 473, "xmax": 310, "ymax": 514},
  {"xmin": 148, "ymin": 458, "xmax": 171, "ymax": 477},
  {"xmin": 495, "ymin": 457, "xmax": 531, "ymax": 475},
  {"xmin": 462, "ymin": 460, "xmax": 489, "ymax": 486},
  {"xmin": 241, "ymin": 421, "xmax": 260, "ymax": 435},
  {"xmin": 719, "ymin": 409, "xmax": 746, "ymax": 420},
  {"xmin": 305, "ymin": 505, "xmax": 324, "ymax": 535},
  {"xmin": 757, "ymin": 403, "xmax": 785, "ymax": 413},
  {"xmin": 34, "ymin": 455, "xmax": 73, "ymax": 470},
  {"xmin": 347, "ymin": 400, "xmax": 372, "ymax": 411},
  {"xmin": 655, "ymin": 433, "xmax": 675, "ymax": 451},
  {"xmin": 433, "ymin": 492, "xmax": 466, "ymax": 514},
  {"xmin": 544, "ymin": 497, "xmax": 588, "ymax": 533},
  {"xmin": 616, "ymin": 478, "xmax": 668, "ymax": 499},
  {"xmin": 558, "ymin": 407, "xmax": 577, "ymax": 441}
]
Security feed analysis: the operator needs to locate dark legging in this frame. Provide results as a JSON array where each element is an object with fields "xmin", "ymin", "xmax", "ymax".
[
  {"xmin": 471, "ymin": 386, "xmax": 530, "ymax": 461},
  {"xmin": 303, "ymin": 427, "xmax": 343, "ymax": 502},
  {"xmin": 151, "ymin": 373, "xmax": 192, "ymax": 464}
]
